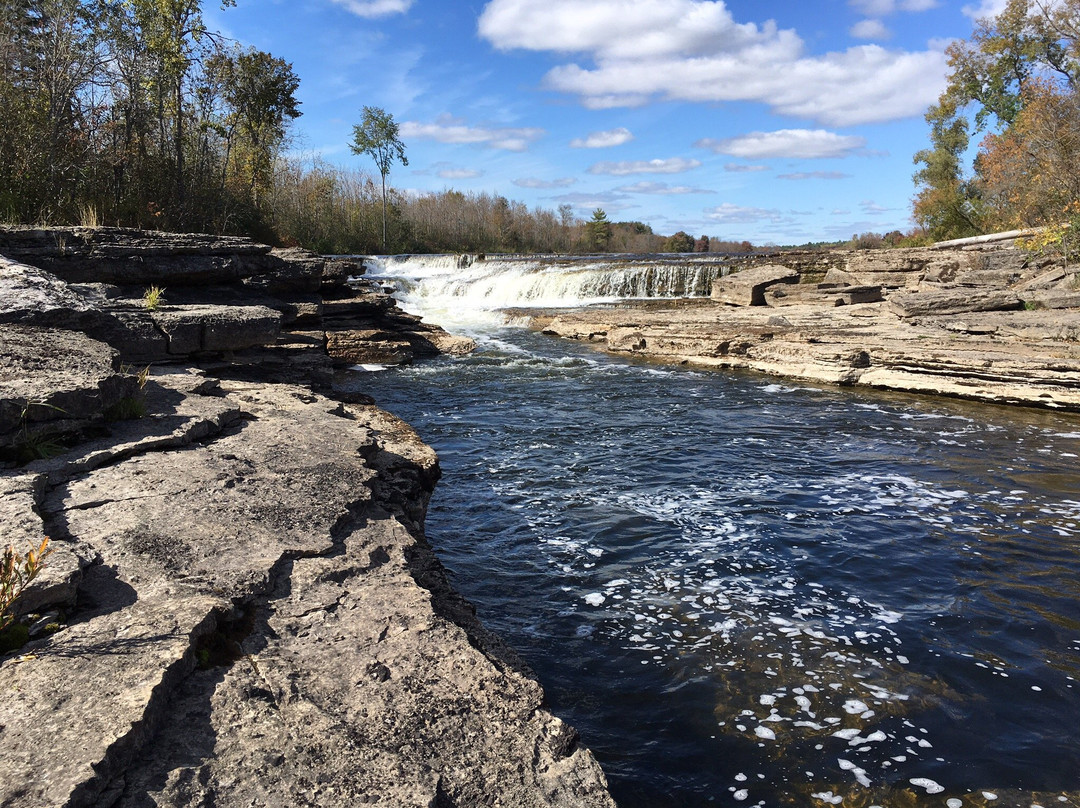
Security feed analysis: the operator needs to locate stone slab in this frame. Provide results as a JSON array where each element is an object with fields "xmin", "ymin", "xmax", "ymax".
[{"xmin": 711, "ymin": 264, "xmax": 799, "ymax": 306}]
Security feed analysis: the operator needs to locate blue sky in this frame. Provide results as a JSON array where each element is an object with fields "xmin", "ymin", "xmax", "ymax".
[{"xmin": 205, "ymin": 0, "xmax": 1008, "ymax": 245}]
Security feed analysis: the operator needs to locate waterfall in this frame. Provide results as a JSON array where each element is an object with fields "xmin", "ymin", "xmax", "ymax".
[{"xmin": 361, "ymin": 254, "xmax": 731, "ymax": 327}]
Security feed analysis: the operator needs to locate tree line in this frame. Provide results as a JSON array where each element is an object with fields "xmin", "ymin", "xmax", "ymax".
[
  {"xmin": 913, "ymin": 0, "xmax": 1080, "ymax": 246},
  {"xmin": 0, "ymin": 0, "xmax": 768, "ymax": 255},
  {"xmin": 0, "ymin": 0, "xmax": 304, "ymax": 238}
]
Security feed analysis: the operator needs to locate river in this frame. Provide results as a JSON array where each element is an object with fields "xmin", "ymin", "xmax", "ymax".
[{"xmin": 345, "ymin": 255, "xmax": 1080, "ymax": 807}]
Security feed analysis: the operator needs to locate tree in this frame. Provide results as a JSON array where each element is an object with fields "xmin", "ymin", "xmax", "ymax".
[
  {"xmin": 978, "ymin": 79, "xmax": 1080, "ymax": 229},
  {"xmin": 211, "ymin": 46, "xmax": 300, "ymax": 207},
  {"xmin": 586, "ymin": 208, "xmax": 612, "ymax": 252},
  {"xmin": 664, "ymin": 231, "xmax": 694, "ymax": 252},
  {"xmin": 128, "ymin": 0, "xmax": 234, "ymax": 209},
  {"xmin": 912, "ymin": 0, "xmax": 1080, "ymax": 239},
  {"xmin": 350, "ymin": 105, "xmax": 407, "ymax": 253}
]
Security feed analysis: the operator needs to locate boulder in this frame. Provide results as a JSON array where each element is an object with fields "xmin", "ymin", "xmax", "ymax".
[
  {"xmin": 711, "ymin": 264, "xmax": 799, "ymax": 306},
  {"xmin": 822, "ymin": 267, "xmax": 861, "ymax": 287},
  {"xmin": 765, "ymin": 283, "xmax": 883, "ymax": 307},
  {"xmin": 886, "ymin": 287, "xmax": 1022, "ymax": 318}
]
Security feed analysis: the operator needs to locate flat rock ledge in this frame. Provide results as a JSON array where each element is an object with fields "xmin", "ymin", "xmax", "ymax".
[
  {"xmin": 523, "ymin": 240, "xmax": 1080, "ymax": 412},
  {"xmin": 0, "ymin": 228, "xmax": 614, "ymax": 808},
  {"xmin": 0, "ymin": 370, "xmax": 615, "ymax": 808}
]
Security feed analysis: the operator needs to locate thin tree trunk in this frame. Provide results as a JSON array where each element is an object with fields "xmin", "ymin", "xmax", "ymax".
[{"xmin": 381, "ymin": 171, "xmax": 387, "ymax": 253}]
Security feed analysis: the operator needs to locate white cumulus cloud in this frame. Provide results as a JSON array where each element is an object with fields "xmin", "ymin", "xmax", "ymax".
[
  {"xmin": 696, "ymin": 129, "xmax": 867, "ymax": 159},
  {"xmin": 400, "ymin": 116, "xmax": 545, "ymax": 151},
  {"xmin": 570, "ymin": 127, "xmax": 635, "ymax": 148},
  {"xmin": 587, "ymin": 157, "xmax": 702, "ymax": 175},
  {"xmin": 329, "ymin": 0, "xmax": 414, "ymax": 18},
  {"xmin": 477, "ymin": 0, "xmax": 948, "ymax": 126},
  {"xmin": 962, "ymin": 0, "xmax": 1008, "ymax": 18}
]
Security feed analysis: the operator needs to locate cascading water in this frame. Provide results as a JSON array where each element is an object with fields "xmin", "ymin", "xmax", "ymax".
[{"xmin": 362, "ymin": 253, "xmax": 731, "ymax": 327}]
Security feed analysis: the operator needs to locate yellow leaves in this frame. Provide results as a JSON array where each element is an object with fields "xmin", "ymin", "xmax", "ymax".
[{"xmin": 0, "ymin": 538, "xmax": 54, "ymax": 632}]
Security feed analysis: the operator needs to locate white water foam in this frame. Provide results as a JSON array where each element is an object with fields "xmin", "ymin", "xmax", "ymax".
[{"xmin": 362, "ymin": 253, "xmax": 729, "ymax": 329}]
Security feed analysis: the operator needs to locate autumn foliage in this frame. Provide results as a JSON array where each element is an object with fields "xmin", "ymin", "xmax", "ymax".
[{"xmin": 912, "ymin": 0, "xmax": 1080, "ymax": 241}]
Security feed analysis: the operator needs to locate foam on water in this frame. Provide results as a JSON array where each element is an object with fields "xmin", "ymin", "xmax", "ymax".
[{"xmin": 351, "ymin": 327, "xmax": 1080, "ymax": 808}]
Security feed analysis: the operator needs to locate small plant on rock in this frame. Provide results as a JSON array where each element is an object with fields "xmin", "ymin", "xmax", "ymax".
[
  {"xmin": 143, "ymin": 286, "xmax": 166, "ymax": 311},
  {"xmin": 1, "ymin": 538, "xmax": 53, "ymax": 632},
  {"xmin": 12, "ymin": 400, "xmax": 68, "ymax": 463}
]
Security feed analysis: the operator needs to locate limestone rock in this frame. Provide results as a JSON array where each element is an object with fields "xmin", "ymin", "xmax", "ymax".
[
  {"xmin": 711, "ymin": 264, "xmax": 799, "ymax": 306},
  {"xmin": 848, "ymin": 247, "xmax": 973, "ymax": 287},
  {"xmin": 1026, "ymin": 290, "xmax": 1080, "ymax": 310},
  {"xmin": 765, "ymin": 283, "xmax": 882, "ymax": 307},
  {"xmin": 0, "ymin": 377, "xmax": 614, "ymax": 808},
  {"xmin": 150, "ymin": 304, "xmax": 282, "ymax": 354},
  {"xmin": 525, "ymin": 289, "xmax": 1080, "ymax": 411},
  {"xmin": 0, "ymin": 325, "xmax": 138, "ymax": 458},
  {"xmin": 326, "ymin": 329, "xmax": 416, "ymax": 365},
  {"xmin": 887, "ymin": 287, "xmax": 1022, "ymax": 318}
]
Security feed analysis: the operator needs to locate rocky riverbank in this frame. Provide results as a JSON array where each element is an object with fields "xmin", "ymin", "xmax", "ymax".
[
  {"xmin": 525, "ymin": 236, "xmax": 1080, "ymax": 411},
  {"xmin": 0, "ymin": 227, "xmax": 615, "ymax": 808}
]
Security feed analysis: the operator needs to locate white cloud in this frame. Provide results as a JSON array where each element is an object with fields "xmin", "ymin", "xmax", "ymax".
[
  {"xmin": 329, "ymin": 0, "xmax": 414, "ymax": 18},
  {"xmin": 777, "ymin": 171, "xmax": 851, "ymax": 180},
  {"xmin": 513, "ymin": 177, "xmax": 577, "ymax": 188},
  {"xmin": 613, "ymin": 181, "xmax": 714, "ymax": 194},
  {"xmin": 400, "ymin": 116, "xmax": 545, "ymax": 151},
  {"xmin": 437, "ymin": 168, "xmax": 483, "ymax": 179},
  {"xmin": 724, "ymin": 163, "xmax": 770, "ymax": 173},
  {"xmin": 849, "ymin": 0, "xmax": 936, "ymax": 15},
  {"xmin": 850, "ymin": 19, "xmax": 891, "ymax": 40},
  {"xmin": 705, "ymin": 203, "xmax": 785, "ymax": 223},
  {"xmin": 696, "ymin": 129, "xmax": 866, "ymax": 159},
  {"xmin": 587, "ymin": 157, "xmax": 702, "ymax": 175},
  {"xmin": 962, "ymin": 0, "xmax": 1008, "ymax": 18},
  {"xmin": 861, "ymin": 199, "xmax": 891, "ymax": 213},
  {"xmin": 570, "ymin": 127, "xmax": 635, "ymax": 148},
  {"xmin": 477, "ymin": 0, "xmax": 948, "ymax": 126}
]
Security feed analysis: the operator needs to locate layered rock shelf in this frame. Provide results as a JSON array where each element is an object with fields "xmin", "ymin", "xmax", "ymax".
[
  {"xmin": 0, "ymin": 227, "xmax": 615, "ymax": 808},
  {"xmin": 525, "ymin": 238, "xmax": 1080, "ymax": 411}
]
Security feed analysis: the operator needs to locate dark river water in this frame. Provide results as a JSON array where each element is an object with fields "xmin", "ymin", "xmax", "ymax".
[{"xmin": 346, "ymin": 324, "xmax": 1080, "ymax": 808}]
